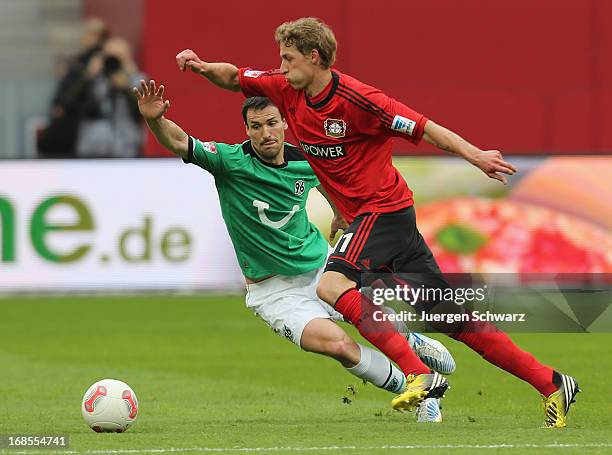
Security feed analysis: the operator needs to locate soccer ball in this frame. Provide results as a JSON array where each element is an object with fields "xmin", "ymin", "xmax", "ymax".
[{"xmin": 81, "ymin": 379, "xmax": 138, "ymax": 433}]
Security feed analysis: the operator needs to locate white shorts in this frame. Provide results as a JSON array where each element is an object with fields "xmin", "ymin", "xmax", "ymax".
[{"xmin": 245, "ymin": 264, "xmax": 344, "ymax": 347}]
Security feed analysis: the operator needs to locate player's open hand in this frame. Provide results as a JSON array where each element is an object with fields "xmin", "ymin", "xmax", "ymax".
[
  {"xmin": 133, "ymin": 79, "xmax": 170, "ymax": 121},
  {"xmin": 471, "ymin": 149, "xmax": 517, "ymax": 184},
  {"xmin": 176, "ymin": 49, "xmax": 206, "ymax": 74},
  {"xmin": 329, "ymin": 214, "xmax": 348, "ymax": 241}
]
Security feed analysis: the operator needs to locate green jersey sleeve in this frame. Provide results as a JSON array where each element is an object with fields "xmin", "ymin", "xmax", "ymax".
[{"xmin": 184, "ymin": 136, "xmax": 236, "ymax": 175}]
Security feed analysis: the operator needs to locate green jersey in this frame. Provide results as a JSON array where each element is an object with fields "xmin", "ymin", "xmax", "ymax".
[{"xmin": 185, "ymin": 136, "xmax": 328, "ymax": 279}]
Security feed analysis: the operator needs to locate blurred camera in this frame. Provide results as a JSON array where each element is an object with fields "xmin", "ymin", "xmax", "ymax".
[{"xmin": 103, "ymin": 55, "xmax": 122, "ymax": 75}]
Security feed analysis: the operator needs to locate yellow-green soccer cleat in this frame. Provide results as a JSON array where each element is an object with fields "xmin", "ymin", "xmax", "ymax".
[
  {"xmin": 391, "ymin": 371, "xmax": 449, "ymax": 412},
  {"xmin": 542, "ymin": 372, "xmax": 580, "ymax": 428}
]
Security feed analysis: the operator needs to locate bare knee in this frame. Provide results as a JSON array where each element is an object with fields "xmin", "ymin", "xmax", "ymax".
[{"xmin": 316, "ymin": 271, "xmax": 356, "ymax": 305}]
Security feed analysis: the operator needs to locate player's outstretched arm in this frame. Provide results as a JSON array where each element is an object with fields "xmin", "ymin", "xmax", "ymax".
[
  {"xmin": 133, "ymin": 79, "xmax": 189, "ymax": 160},
  {"xmin": 176, "ymin": 49, "xmax": 240, "ymax": 92},
  {"xmin": 422, "ymin": 120, "xmax": 518, "ymax": 184}
]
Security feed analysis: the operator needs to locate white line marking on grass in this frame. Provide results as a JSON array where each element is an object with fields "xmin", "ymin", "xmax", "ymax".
[{"xmin": 6, "ymin": 443, "xmax": 612, "ymax": 454}]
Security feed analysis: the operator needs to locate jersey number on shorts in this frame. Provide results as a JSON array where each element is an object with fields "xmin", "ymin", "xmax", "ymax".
[
  {"xmin": 334, "ymin": 232, "xmax": 355, "ymax": 254},
  {"xmin": 253, "ymin": 200, "xmax": 299, "ymax": 229}
]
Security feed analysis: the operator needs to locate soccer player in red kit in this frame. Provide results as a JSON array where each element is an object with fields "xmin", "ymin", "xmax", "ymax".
[{"xmin": 176, "ymin": 17, "xmax": 578, "ymax": 427}]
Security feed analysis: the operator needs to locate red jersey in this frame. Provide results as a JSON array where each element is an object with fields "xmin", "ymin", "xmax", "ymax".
[{"xmin": 239, "ymin": 68, "xmax": 428, "ymax": 223}]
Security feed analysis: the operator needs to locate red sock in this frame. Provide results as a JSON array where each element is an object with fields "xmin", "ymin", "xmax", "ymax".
[
  {"xmin": 335, "ymin": 289, "xmax": 430, "ymax": 376},
  {"xmin": 451, "ymin": 320, "xmax": 556, "ymax": 396}
]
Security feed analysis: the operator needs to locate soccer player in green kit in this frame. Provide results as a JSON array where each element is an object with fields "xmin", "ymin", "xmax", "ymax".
[{"xmin": 133, "ymin": 79, "xmax": 455, "ymax": 422}]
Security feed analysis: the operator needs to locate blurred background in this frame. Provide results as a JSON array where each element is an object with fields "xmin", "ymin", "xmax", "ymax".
[{"xmin": 0, "ymin": 0, "xmax": 611, "ymax": 292}]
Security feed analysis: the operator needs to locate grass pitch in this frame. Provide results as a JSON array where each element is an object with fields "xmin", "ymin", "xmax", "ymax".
[{"xmin": 1, "ymin": 295, "xmax": 611, "ymax": 454}]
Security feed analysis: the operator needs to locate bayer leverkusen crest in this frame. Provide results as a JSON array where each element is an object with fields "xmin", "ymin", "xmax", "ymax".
[{"xmin": 324, "ymin": 118, "xmax": 346, "ymax": 138}]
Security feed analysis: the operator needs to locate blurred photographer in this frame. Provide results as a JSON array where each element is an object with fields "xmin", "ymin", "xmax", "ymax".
[
  {"xmin": 38, "ymin": 17, "xmax": 110, "ymax": 158},
  {"xmin": 75, "ymin": 37, "xmax": 145, "ymax": 158}
]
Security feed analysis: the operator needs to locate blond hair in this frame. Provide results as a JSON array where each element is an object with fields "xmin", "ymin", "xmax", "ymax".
[{"xmin": 275, "ymin": 17, "xmax": 337, "ymax": 69}]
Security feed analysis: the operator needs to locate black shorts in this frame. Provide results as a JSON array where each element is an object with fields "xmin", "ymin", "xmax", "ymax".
[
  {"xmin": 325, "ymin": 206, "xmax": 442, "ymax": 288},
  {"xmin": 327, "ymin": 206, "xmax": 480, "ymax": 333}
]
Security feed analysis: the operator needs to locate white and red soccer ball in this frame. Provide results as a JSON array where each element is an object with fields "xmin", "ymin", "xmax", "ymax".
[{"xmin": 81, "ymin": 379, "xmax": 138, "ymax": 433}]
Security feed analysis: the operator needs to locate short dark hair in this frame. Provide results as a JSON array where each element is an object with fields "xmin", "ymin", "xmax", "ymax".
[{"xmin": 241, "ymin": 97, "xmax": 281, "ymax": 125}]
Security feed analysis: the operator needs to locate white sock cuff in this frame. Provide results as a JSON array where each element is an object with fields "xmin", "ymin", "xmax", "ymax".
[{"xmin": 346, "ymin": 344, "xmax": 371, "ymax": 376}]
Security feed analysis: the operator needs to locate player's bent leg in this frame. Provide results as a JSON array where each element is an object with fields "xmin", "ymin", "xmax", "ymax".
[
  {"xmin": 317, "ymin": 271, "xmax": 448, "ymax": 413},
  {"xmin": 245, "ymin": 270, "xmax": 442, "ymax": 420},
  {"xmin": 300, "ymin": 318, "xmax": 360, "ymax": 367},
  {"xmin": 300, "ymin": 318, "xmax": 407, "ymax": 394},
  {"xmin": 316, "ymin": 271, "xmax": 431, "ymax": 376},
  {"xmin": 321, "ymin": 210, "xmax": 453, "ymax": 413}
]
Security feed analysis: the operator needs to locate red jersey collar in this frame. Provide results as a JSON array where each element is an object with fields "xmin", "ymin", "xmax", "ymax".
[{"xmin": 305, "ymin": 70, "xmax": 340, "ymax": 109}]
